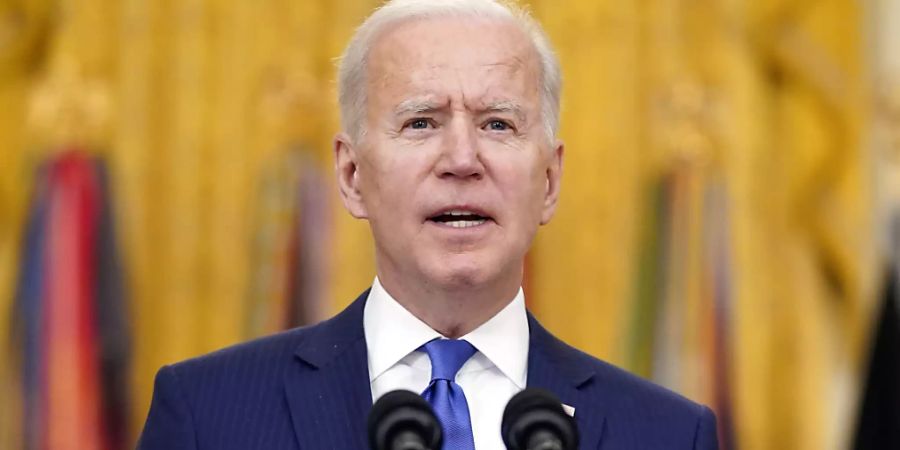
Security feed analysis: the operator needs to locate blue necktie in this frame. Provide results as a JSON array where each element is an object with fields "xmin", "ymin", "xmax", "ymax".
[{"xmin": 421, "ymin": 339, "xmax": 477, "ymax": 450}]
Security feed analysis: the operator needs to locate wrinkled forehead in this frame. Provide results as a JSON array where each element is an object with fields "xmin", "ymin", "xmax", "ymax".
[{"xmin": 366, "ymin": 16, "xmax": 542, "ymax": 109}]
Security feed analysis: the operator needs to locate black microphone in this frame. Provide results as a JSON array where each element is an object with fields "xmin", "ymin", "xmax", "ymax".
[
  {"xmin": 502, "ymin": 388, "xmax": 579, "ymax": 450},
  {"xmin": 368, "ymin": 390, "xmax": 443, "ymax": 450}
]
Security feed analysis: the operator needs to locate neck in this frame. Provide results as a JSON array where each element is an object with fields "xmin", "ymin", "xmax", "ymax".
[{"xmin": 376, "ymin": 270, "xmax": 521, "ymax": 338}]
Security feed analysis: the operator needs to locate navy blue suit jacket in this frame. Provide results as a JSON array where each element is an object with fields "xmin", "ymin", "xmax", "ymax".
[{"xmin": 138, "ymin": 290, "xmax": 719, "ymax": 449}]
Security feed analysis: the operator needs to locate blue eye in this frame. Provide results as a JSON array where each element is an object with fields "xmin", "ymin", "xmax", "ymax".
[
  {"xmin": 487, "ymin": 120, "xmax": 510, "ymax": 131},
  {"xmin": 409, "ymin": 119, "xmax": 429, "ymax": 130}
]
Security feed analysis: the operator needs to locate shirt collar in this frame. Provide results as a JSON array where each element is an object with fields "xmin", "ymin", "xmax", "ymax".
[
  {"xmin": 364, "ymin": 277, "xmax": 441, "ymax": 382},
  {"xmin": 363, "ymin": 277, "xmax": 529, "ymax": 388},
  {"xmin": 460, "ymin": 288, "xmax": 528, "ymax": 389}
]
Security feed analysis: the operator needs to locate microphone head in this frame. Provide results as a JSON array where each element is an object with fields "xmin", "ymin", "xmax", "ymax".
[
  {"xmin": 368, "ymin": 390, "xmax": 443, "ymax": 450},
  {"xmin": 502, "ymin": 388, "xmax": 579, "ymax": 450}
]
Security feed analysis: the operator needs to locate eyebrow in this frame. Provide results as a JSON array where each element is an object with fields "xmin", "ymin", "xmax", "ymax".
[
  {"xmin": 393, "ymin": 99, "xmax": 444, "ymax": 116},
  {"xmin": 392, "ymin": 98, "xmax": 527, "ymax": 122},
  {"xmin": 482, "ymin": 100, "xmax": 526, "ymax": 122}
]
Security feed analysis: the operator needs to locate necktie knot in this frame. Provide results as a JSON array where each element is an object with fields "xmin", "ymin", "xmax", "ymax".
[{"xmin": 422, "ymin": 339, "xmax": 476, "ymax": 382}]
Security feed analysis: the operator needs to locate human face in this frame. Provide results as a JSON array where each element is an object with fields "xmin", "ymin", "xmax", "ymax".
[{"xmin": 335, "ymin": 17, "xmax": 563, "ymax": 295}]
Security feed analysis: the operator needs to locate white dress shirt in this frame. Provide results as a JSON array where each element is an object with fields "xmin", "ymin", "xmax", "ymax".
[{"xmin": 364, "ymin": 277, "xmax": 529, "ymax": 449}]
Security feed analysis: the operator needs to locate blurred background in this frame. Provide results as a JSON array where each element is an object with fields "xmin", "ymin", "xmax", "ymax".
[{"xmin": 1, "ymin": 0, "xmax": 899, "ymax": 448}]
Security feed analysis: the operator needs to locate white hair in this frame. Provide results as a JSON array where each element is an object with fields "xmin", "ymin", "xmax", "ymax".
[{"xmin": 337, "ymin": 0, "xmax": 562, "ymax": 142}]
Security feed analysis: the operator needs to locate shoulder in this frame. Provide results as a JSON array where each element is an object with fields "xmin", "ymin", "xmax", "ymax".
[
  {"xmin": 163, "ymin": 291, "xmax": 369, "ymax": 385},
  {"xmin": 159, "ymin": 324, "xmax": 316, "ymax": 393},
  {"xmin": 573, "ymin": 345, "xmax": 708, "ymax": 417},
  {"xmin": 139, "ymin": 325, "xmax": 325, "ymax": 450},
  {"xmin": 528, "ymin": 323, "xmax": 718, "ymax": 449},
  {"xmin": 530, "ymin": 319, "xmax": 705, "ymax": 415},
  {"xmin": 172, "ymin": 325, "xmax": 311, "ymax": 369}
]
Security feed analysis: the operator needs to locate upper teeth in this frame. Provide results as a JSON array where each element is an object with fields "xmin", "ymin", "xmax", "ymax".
[{"xmin": 446, "ymin": 210, "xmax": 475, "ymax": 216}]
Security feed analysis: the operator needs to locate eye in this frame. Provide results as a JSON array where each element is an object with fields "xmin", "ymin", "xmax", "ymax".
[
  {"xmin": 406, "ymin": 118, "xmax": 431, "ymax": 130},
  {"xmin": 485, "ymin": 120, "xmax": 512, "ymax": 132}
]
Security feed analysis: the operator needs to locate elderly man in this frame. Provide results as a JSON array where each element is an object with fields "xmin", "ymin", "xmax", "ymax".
[{"xmin": 137, "ymin": 1, "xmax": 719, "ymax": 449}]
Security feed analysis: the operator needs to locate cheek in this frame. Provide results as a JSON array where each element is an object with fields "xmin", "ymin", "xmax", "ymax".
[
  {"xmin": 494, "ymin": 159, "xmax": 547, "ymax": 210},
  {"xmin": 382, "ymin": 157, "xmax": 427, "ymax": 197},
  {"xmin": 361, "ymin": 150, "xmax": 431, "ymax": 210}
]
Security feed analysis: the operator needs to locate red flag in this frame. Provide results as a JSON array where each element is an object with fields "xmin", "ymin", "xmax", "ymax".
[{"xmin": 42, "ymin": 151, "xmax": 106, "ymax": 450}]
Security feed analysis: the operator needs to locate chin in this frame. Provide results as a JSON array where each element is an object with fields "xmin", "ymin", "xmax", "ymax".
[{"xmin": 423, "ymin": 255, "xmax": 504, "ymax": 291}]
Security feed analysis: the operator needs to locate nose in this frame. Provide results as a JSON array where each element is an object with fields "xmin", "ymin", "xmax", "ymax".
[{"xmin": 434, "ymin": 118, "xmax": 484, "ymax": 180}]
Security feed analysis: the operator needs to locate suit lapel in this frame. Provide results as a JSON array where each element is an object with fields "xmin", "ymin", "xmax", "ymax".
[
  {"xmin": 282, "ymin": 293, "xmax": 607, "ymax": 449},
  {"xmin": 285, "ymin": 291, "xmax": 373, "ymax": 449},
  {"xmin": 527, "ymin": 314, "xmax": 606, "ymax": 450}
]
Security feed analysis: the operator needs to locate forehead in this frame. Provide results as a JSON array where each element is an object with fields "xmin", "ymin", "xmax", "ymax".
[{"xmin": 367, "ymin": 17, "xmax": 541, "ymax": 108}]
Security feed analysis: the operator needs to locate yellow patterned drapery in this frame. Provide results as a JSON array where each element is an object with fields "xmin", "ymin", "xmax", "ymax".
[
  {"xmin": 0, "ymin": 1, "xmax": 879, "ymax": 449},
  {"xmin": 529, "ymin": 1, "xmax": 879, "ymax": 449}
]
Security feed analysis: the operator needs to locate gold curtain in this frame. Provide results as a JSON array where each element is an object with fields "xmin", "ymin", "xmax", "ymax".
[
  {"xmin": 530, "ymin": 1, "xmax": 878, "ymax": 450},
  {"xmin": 0, "ymin": 0, "xmax": 878, "ymax": 449},
  {"xmin": 0, "ymin": 0, "xmax": 383, "ymax": 438}
]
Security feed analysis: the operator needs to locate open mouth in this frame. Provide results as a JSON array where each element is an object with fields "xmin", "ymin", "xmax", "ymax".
[{"xmin": 427, "ymin": 209, "xmax": 493, "ymax": 229}]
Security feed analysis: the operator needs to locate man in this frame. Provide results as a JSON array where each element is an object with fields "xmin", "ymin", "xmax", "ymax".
[{"xmin": 138, "ymin": 1, "xmax": 719, "ymax": 449}]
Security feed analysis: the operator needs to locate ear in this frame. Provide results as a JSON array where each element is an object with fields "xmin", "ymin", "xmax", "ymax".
[
  {"xmin": 334, "ymin": 132, "xmax": 369, "ymax": 219},
  {"xmin": 540, "ymin": 141, "xmax": 564, "ymax": 225}
]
